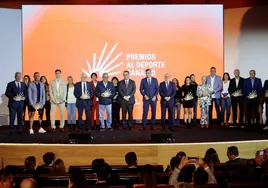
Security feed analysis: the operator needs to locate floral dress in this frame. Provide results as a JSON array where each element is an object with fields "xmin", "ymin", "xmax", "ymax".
[{"xmin": 197, "ymin": 84, "xmax": 213, "ymax": 125}]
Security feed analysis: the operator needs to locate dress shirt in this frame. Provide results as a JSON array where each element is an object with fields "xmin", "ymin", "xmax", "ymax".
[{"xmin": 210, "ymin": 76, "xmax": 215, "ymax": 98}]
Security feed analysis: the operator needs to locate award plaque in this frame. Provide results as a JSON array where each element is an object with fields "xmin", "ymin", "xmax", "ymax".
[
  {"xmin": 102, "ymin": 89, "xmax": 112, "ymax": 97},
  {"xmin": 34, "ymin": 103, "xmax": 43, "ymax": 110},
  {"xmin": 232, "ymin": 90, "xmax": 242, "ymax": 97},
  {"xmin": 81, "ymin": 91, "xmax": 90, "ymax": 99},
  {"xmin": 184, "ymin": 92, "xmax": 194, "ymax": 101},
  {"xmin": 13, "ymin": 93, "xmax": 25, "ymax": 101},
  {"xmin": 248, "ymin": 91, "xmax": 257, "ymax": 99}
]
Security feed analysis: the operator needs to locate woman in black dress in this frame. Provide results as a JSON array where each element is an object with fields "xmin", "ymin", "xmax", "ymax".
[
  {"xmin": 172, "ymin": 78, "xmax": 182, "ymax": 127},
  {"xmin": 111, "ymin": 77, "xmax": 120, "ymax": 130},
  {"xmin": 181, "ymin": 76, "xmax": 195, "ymax": 128}
]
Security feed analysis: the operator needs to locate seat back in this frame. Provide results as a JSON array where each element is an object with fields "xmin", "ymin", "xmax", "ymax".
[
  {"xmin": 5, "ymin": 165, "xmax": 25, "ymax": 174},
  {"xmin": 36, "ymin": 166, "xmax": 52, "ymax": 174},
  {"xmin": 37, "ymin": 175, "xmax": 69, "ymax": 187}
]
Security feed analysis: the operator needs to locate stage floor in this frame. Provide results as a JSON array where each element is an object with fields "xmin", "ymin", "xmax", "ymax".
[{"xmin": 0, "ymin": 124, "xmax": 267, "ymax": 144}]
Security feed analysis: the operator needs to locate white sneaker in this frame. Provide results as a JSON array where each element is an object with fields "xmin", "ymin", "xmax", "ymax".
[
  {"xmin": 38, "ymin": 127, "xmax": 46, "ymax": 134},
  {"xmin": 263, "ymin": 126, "xmax": 268, "ymax": 130},
  {"xmin": 29, "ymin": 129, "xmax": 34, "ymax": 134}
]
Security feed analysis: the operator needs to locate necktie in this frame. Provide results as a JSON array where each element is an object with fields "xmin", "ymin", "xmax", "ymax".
[
  {"xmin": 17, "ymin": 82, "xmax": 20, "ymax": 91},
  {"xmin": 148, "ymin": 78, "xmax": 151, "ymax": 85},
  {"xmin": 125, "ymin": 80, "xmax": 128, "ymax": 88},
  {"xmin": 251, "ymin": 79, "xmax": 254, "ymax": 88},
  {"xmin": 166, "ymin": 82, "xmax": 169, "ymax": 89},
  {"xmin": 83, "ymin": 82, "xmax": 86, "ymax": 94}
]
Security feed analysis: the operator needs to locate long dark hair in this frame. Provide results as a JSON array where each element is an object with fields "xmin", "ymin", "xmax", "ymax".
[
  {"xmin": 40, "ymin": 76, "xmax": 49, "ymax": 86},
  {"xmin": 111, "ymin": 76, "xmax": 119, "ymax": 85},
  {"xmin": 204, "ymin": 148, "xmax": 220, "ymax": 164},
  {"xmin": 140, "ymin": 165, "xmax": 157, "ymax": 188},
  {"xmin": 184, "ymin": 76, "xmax": 191, "ymax": 85},
  {"xmin": 222, "ymin": 72, "xmax": 231, "ymax": 81},
  {"xmin": 172, "ymin": 78, "xmax": 180, "ymax": 89},
  {"xmin": 23, "ymin": 75, "xmax": 31, "ymax": 85}
]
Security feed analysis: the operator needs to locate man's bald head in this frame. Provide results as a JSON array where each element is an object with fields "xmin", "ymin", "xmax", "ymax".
[{"xmin": 20, "ymin": 178, "xmax": 37, "ymax": 188}]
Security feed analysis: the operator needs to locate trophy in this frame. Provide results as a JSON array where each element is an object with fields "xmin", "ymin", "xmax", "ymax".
[
  {"xmin": 232, "ymin": 89, "xmax": 242, "ymax": 97},
  {"xmin": 248, "ymin": 90, "xmax": 257, "ymax": 99},
  {"xmin": 113, "ymin": 92, "xmax": 119, "ymax": 99},
  {"xmin": 265, "ymin": 90, "xmax": 268, "ymax": 98},
  {"xmin": 102, "ymin": 89, "xmax": 112, "ymax": 98},
  {"xmin": 81, "ymin": 91, "xmax": 90, "ymax": 99},
  {"xmin": 13, "ymin": 92, "xmax": 25, "ymax": 101},
  {"xmin": 33, "ymin": 103, "xmax": 43, "ymax": 110},
  {"xmin": 184, "ymin": 92, "xmax": 194, "ymax": 101}
]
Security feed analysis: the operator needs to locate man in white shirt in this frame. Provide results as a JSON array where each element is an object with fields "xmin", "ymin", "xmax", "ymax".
[
  {"xmin": 49, "ymin": 69, "xmax": 67, "ymax": 132},
  {"xmin": 206, "ymin": 67, "xmax": 222, "ymax": 125}
]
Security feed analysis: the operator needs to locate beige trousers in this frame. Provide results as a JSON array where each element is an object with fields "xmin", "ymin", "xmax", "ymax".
[{"xmin": 51, "ymin": 103, "xmax": 65, "ymax": 128}]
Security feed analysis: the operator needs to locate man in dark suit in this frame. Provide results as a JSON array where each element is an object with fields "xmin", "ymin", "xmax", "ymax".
[
  {"xmin": 263, "ymin": 79, "xmax": 268, "ymax": 130},
  {"xmin": 5, "ymin": 72, "xmax": 27, "ymax": 135},
  {"xmin": 74, "ymin": 74, "xmax": 94, "ymax": 131},
  {"xmin": 118, "ymin": 70, "xmax": 136, "ymax": 130},
  {"xmin": 95, "ymin": 73, "xmax": 115, "ymax": 131},
  {"xmin": 243, "ymin": 70, "xmax": 262, "ymax": 129},
  {"xmin": 228, "ymin": 69, "xmax": 245, "ymax": 128},
  {"xmin": 139, "ymin": 69, "xmax": 159, "ymax": 130},
  {"xmin": 226, "ymin": 146, "xmax": 247, "ymax": 164},
  {"xmin": 159, "ymin": 73, "xmax": 176, "ymax": 131}
]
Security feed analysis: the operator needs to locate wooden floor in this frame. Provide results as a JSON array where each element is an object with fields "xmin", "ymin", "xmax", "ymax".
[{"xmin": 1, "ymin": 140, "xmax": 267, "ymax": 169}]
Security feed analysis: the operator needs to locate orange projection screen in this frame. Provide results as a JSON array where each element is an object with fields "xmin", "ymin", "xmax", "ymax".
[{"xmin": 22, "ymin": 5, "xmax": 223, "ymax": 120}]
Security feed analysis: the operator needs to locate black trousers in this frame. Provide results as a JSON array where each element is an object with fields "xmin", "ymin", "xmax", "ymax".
[
  {"xmin": 246, "ymin": 99, "xmax": 259, "ymax": 126},
  {"xmin": 231, "ymin": 97, "xmax": 244, "ymax": 125},
  {"xmin": 112, "ymin": 102, "xmax": 120, "ymax": 128},
  {"xmin": 42, "ymin": 101, "xmax": 51, "ymax": 125},
  {"xmin": 121, "ymin": 102, "xmax": 134, "ymax": 128},
  {"xmin": 209, "ymin": 98, "xmax": 221, "ymax": 124}
]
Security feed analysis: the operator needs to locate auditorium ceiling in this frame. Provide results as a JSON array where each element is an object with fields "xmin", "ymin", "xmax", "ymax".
[{"xmin": 0, "ymin": 0, "xmax": 268, "ymax": 9}]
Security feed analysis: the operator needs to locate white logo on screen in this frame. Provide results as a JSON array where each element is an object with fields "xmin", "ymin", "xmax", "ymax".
[{"xmin": 82, "ymin": 43, "xmax": 123, "ymax": 76}]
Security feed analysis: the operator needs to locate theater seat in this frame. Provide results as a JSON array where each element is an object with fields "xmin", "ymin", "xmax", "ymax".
[
  {"xmin": 156, "ymin": 173, "xmax": 170, "ymax": 184},
  {"xmin": 227, "ymin": 182, "xmax": 267, "ymax": 188},
  {"xmin": 88, "ymin": 186, "xmax": 127, "ymax": 188},
  {"xmin": 194, "ymin": 184, "xmax": 221, "ymax": 188},
  {"xmin": 134, "ymin": 185, "xmax": 174, "ymax": 188},
  {"xmin": 36, "ymin": 166, "xmax": 52, "ymax": 174},
  {"xmin": 37, "ymin": 175, "xmax": 69, "ymax": 187},
  {"xmin": 5, "ymin": 165, "xmax": 25, "ymax": 174}
]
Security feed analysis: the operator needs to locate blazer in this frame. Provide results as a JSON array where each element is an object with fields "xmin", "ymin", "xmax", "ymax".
[
  {"xmin": 139, "ymin": 77, "xmax": 159, "ymax": 101},
  {"xmin": 159, "ymin": 81, "xmax": 176, "ymax": 104},
  {"xmin": 243, "ymin": 77, "xmax": 262, "ymax": 100},
  {"xmin": 28, "ymin": 82, "xmax": 46, "ymax": 105},
  {"xmin": 90, "ymin": 81, "xmax": 99, "ymax": 104},
  {"xmin": 118, "ymin": 79, "xmax": 136, "ymax": 105},
  {"xmin": 49, "ymin": 79, "xmax": 67, "ymax": 103},
  {"xmin": 228, "ymin": 77, "xmax": 245, "ymax": 97},
  {"xmin": 225, "ymin": 157, "xmax": 247, "ymax": 165},
  {"xmin": 206, "ymin": 75, "xmax": 222, "ymax": 99},
  {"xmin": 263, "ymin": 79, "xmax": 268, "ymax": 103},
  {"xmin": 5, "ymin": 81, "xmax": 27, "ymax": 108},
  {"xmin": 74, "ymin": 81, "xmax": 94, "ymax": 107},
  {"xmin": 95, "ymin": 81, "xmax": 115, "ymax": 105}
]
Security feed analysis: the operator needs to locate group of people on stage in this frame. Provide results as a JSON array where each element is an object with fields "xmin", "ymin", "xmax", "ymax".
[{"xmin": 5, "ymin": 67, "xmax": 268, "ymax": 135}]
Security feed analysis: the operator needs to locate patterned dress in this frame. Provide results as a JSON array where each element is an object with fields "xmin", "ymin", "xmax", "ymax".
[{"xmin": 197, "ymin": 84, "xmax": 213, "ymax": 125}]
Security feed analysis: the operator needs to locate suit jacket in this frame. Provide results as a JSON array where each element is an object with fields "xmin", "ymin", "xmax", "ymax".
[
  {"xmin": 5, "ymin": 81, "xmax": 27, "ymax": 108},
  {"xmin": 74, "ymin": 81, "xmax": 94, "ymax": 108},
  {"xmin": 90, "ymin": 81, "xmax": 99, "ymax": 104},
  {"xmin": 28, "ymin": 82, "xmax": 46, "ymax": 105},
  {"xmin": 263, "ymin": 79, "xmax": 268, "ymax": 103},
  {"xmin": 118, "ymin": 79, "xmax": 136, "ymax": 105},
  {"xmin": 49, "ymin": 79, "xmax": 67, "ymax": 103},
  {"xmin": 159, "ymin": 81, "xmax": 176, "ymax": 104},
  {"xmin": 95, "ymin": 81, "xmax": 115, "ymax": 105},
  {"xmin": 206, "ymin": 75, "xmax": 222, "ymax": 99},
  {"xmin": 228, "ymin": 77, "xmax": 245, "ymax": 97},
  {"xmin": 243, "ymin": 77, "xmax": 262, "ymax": 100},
  {"xmin": 225, "ymin": 157, "xmax": 247, "ymax": 165},
  {"xmin": 139, "ymin": 77, "xmax": 159, "ymax": 101}
]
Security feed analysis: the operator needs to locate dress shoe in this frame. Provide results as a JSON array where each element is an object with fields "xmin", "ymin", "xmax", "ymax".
[
  {"xmin": 150, "ymin": 127, "xmax": 156, "ymax": 131},
  {"xmin": 107, "ymin": 128, "xmax": 113, "ymax": 131},
  {"xmin": 60, "ymin": 128, "xmax": 65, "ymax": 132},
  {"xmin": 100, "ymin": 128, "xmax": 105, "ymax": 132},
  {"xmin": 85, "ymin": 128, "xmax": 90, "ymax": 132}
]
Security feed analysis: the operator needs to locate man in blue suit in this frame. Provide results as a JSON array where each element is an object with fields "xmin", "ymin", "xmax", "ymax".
[
  {"xmin": 159, "ymin": 73, "xmax": 176, "ymax": 131},
  {"xmin": 206, "ymin": 67, "xmax": 222, "ymax": 125},
  {"xmin": 5, "ymin": 72, "xmax": 27, "ymax": 135},
  {"xmin": 243, "ymin": 70, "xmax": 262, "ymax": 128},
  {"xmin": 140, "ymin": 69, "xmax": 159, "ymax": 130},
  {"xmin": 96, "ymin": 73, "xmax": 115, "ymax": 131},
  {"xmin": 28, "ymin": 72, "xmax": 46, "ymax": 134},
  {"xmin": 74, "ymin": 74, "xmax": 94, "ymax": 131}
]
